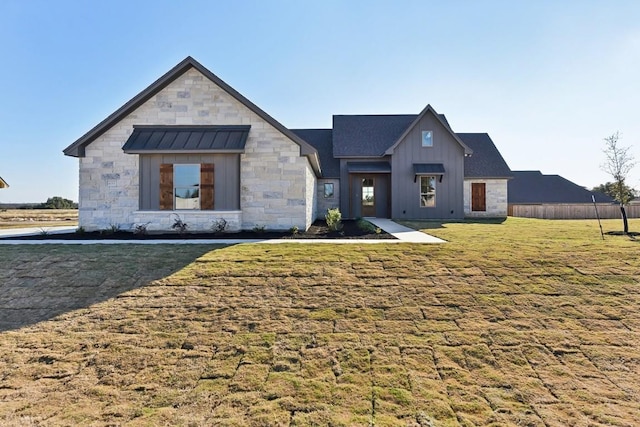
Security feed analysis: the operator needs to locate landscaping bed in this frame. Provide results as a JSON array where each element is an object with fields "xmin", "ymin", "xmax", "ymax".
[{"xmin": 5, "ymin": 219, "xmax": 394, "ymax": 240}]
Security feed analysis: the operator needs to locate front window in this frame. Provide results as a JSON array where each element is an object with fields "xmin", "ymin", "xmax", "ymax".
[
  {"xmin": 420, "ymin": 176, "xmax": 436, "ymax": 207},
  {"xmin": 174, "ymin": 164, "xmax": 200, "ymax": 209},
  {"xmin": 421, "ymin": 130, "xmax": 433, "ymax": 147},
  {"xmin": 362, "ymin": 178, "xmax": 374, "ymax": 206},
  {"xmin": 324, "ymin": 183, "xmax": 334, "ymax": 198}
]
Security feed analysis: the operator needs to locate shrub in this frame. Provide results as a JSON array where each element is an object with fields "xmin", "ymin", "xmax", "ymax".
[
  {"xmin": 289, "ymin": 225, "xmax": 299, "ymax": 235},
  {"xmin": 211, "ymin": 218, "xmax": 228, "ymax": 234},
  {"xmin": 325, "ymin": 208, "xmax": 343, "ymax": 232},
  {"xmin": 170, "ymin": 214, "xmax": 188, "ymax": 234},
  {"xmin": 133, "ymin": 222, "xmax": 151, "ymax": 235},
  {"xmin": 252, "ymin": 225, "xmax": 266, "ymax": 234}
]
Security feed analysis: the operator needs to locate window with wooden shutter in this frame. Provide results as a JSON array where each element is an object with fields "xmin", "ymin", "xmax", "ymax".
[
  {"xmin": 200, "ymin": 163, "xmax": 215, "ymax": 210},
  {"xmin": 471, "ymin": 183, "xmax": 486, "ymax": 211},
  {"xmin": 159, "ymin": 164, "xmax": 174, "ymax": 210}
]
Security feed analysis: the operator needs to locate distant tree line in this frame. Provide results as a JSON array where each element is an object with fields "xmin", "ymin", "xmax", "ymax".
[{"xmin": 0, "ymin": 196, "xmax": 78, "ymax": 210}]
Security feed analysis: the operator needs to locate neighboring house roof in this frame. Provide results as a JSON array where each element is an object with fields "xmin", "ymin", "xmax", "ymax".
[
  {"xmin": 0, "ymin": 176, "xmax": 8, "ymax": 188},
  {"xmin": 460, "ymin": 133, "xmax": 513, "ymax": 178},
  {"xmin": 62, "ymin": 56, "xmax": 321, "ymax": 175},
  {"xmin": 290, "ymin": 129, "xmax": 339, "ymax": 178},
  {"xmin": 508, "ymin": 171, "xmax": 615, "ymax": 204},
  {"xmin": 122, "ymin": 125, "xmax": 250, "ymax": 154}
]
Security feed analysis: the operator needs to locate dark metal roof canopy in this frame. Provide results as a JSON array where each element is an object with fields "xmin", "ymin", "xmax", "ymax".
[
  {"xmin": 413, "ymin": 163, "xmax": 445, "ymax": 182},
  {"xmin": 346, "ymin": 162, "xmax": 392, "ymax": 173},
  {"xmin": 122, "ymin": 125, "xmax": 250, "ymax": 154}
]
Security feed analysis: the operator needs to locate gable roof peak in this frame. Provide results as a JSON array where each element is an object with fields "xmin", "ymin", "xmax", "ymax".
[
  {"xmin": 62, "ymin": 56, "xmax": 320, "ymax": 175},
  {"xmin": 384, "ymin": 104, "xmax": 472, "ymax": 155}
]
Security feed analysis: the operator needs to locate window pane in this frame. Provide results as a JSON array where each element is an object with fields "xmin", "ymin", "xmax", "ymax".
[
  {"xmin": 324, "ymin": 183, "xmax": 334, "ymax": 198},
  {"xmin": 362, "ymin": 178, "xmax": 374, "ymax": 206},
  {"xmin": 420, "ymin": 176, "xmax": 436, "ymax": 207},
  {"xmin": 174, "ymin": 164, "xmax": 200, "ymax": 187},
  {"xmin": 422, "ymin": 130, "xmax": 433, "ymax": 147},
  {"xmin": 175, "ymin": 188, "xmax": 200, "ymax": 209}
]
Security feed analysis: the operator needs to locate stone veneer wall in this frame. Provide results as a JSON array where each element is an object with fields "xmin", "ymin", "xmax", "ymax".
[
  {"xmin": 78, "ymin": 68, "xmax": 315, "ymax": 231},
  {"xmin": 463, "ymin": 179, "xmax": 508, "ymax": 217}
]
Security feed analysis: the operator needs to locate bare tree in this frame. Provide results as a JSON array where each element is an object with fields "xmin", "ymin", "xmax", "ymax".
[{"xmin": 601, "ymin": 131, "xmax": 636, "ymax": 234}]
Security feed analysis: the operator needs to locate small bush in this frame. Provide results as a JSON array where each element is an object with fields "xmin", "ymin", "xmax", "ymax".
[
  {"xmin": 211, "ymin": 218, "xmax": 228, "ymax": 234},
  {"xmin": 171, "ymin": 214, "xmax": 188, "ymax": 234},
  {"xmin": 289, "ymin": 225, "xmax": 299, "ymax": 235},
  {"xmin": 75, "ymin": 226, "xmax": 85, "ymax": 235},
  {"xmin": 325, "ymin": 208, "xmax": 343, "ymax": 232},
  {"xmin": 133, "ymin": 222, "xmax": 150, "ymax": 235},
  {"xmin": 356, "ymin": 219, "xmax": 376, "ymax": 233},
  {"xmin": 253, "ymin": 225, "xmax": 266, "ymax": 234},
  {"xmin": 101, "ymin": 224, "xmax": 121, "ymax": 235}
]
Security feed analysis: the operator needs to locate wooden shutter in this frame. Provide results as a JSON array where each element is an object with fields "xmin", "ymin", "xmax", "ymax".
[
  {"xmin": 471, "ymin": 183, "xmax": 486, "ymax": 211},
  {"xmin": 159, "ymin": 163, "xmax": 174, "ymax": 210},
  {"xmin": 200, "ymin": 163, "xmax": 215, "ymax": 210}
]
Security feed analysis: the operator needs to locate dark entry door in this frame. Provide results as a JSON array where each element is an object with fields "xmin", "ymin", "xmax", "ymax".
[
  {"xmin": 472, "ymin": 183, "xmax": 486, "ymax": 211},
  {"xmin": 361, "ymin": 178, "xmax": 375, "ymax": 216}
]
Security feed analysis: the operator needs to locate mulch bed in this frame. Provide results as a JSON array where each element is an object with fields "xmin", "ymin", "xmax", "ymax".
[{"xmin": 6, "ymin": 220, "xmax": 395, "ymax": 240}]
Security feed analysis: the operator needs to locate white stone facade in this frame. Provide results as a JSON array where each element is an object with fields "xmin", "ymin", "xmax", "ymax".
[
  {"xmin": 463, "ymin": 179, "xmax": 508, "ymax": 217},
  {"xmin": 78, "ymin": 68, "xmax": 316, "ymax": 232}
]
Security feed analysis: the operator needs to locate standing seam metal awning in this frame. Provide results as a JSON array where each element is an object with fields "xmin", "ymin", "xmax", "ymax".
[
  {"xmin": 346, "ymin": 162, "xmax": 391, "ymax": 173},
  {"xmin": 122, "ymin": 125, "xmax": 250, "ymax": 153},
  {"xmin": 413, "ymin": 163, "xmax": 445, "ymax": 182}
]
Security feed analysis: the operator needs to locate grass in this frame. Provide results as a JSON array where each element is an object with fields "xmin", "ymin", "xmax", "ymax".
[
  {"xmin": 0, "ymin": 209, "xmax": 78, "ymax": 229},
  {"xmin": 0, "ymin": 217, "xmax": 639, "ymax": 426}
]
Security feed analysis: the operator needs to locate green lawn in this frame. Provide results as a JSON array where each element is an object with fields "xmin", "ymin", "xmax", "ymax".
[{"xmin": 0, "ymin": 218, "xmax": 639, "ymax": 426}]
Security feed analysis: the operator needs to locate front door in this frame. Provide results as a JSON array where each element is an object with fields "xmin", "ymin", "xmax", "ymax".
[
  {"xmin": 472, "ymin": 182, "xmax": 486, "ymax": 211},
  {"xmin": 362, "ymin": 178, "xmax": 375, "ymax": 216}
]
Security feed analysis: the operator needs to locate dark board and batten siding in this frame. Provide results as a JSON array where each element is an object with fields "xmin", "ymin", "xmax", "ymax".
[
  {"xmin": 139, "ymin": 153, "xmax": 240, "ymax": 210},
  {"xmin": 391, "ymin": 112, "xmax": 465, "ymax": 219}
]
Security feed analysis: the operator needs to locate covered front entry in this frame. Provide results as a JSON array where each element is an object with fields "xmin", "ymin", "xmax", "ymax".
[{"xmin": 348, "ymin": 173, "xmax": 391, "ymax": 218}]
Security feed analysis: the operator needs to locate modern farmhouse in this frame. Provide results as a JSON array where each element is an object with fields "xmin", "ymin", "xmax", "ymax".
[{"xmin": 64, "ymin": 57, "xmax": 512, "ymax": 232}]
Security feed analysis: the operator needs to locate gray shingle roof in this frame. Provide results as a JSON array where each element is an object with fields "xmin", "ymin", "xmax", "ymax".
[
  {"xmin": 290, "ymin": 129, "xmax": 339, "ymax": 178},
  {"xmin": 508, "ymin": 171, "xmax": 615, "ymax": 204},
  {"xmin": 333, "ymin": 115, "xmax": 417, "ymax": 157},
  {"xmin": 459, "ymin": 133, "xmax": 512, "ymax": 178},
  {"xmin": 122, "ymin": 126, "xmax": 250, "ymax": 153}
]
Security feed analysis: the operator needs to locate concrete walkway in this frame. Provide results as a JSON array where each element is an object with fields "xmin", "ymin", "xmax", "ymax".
[
  {"xmin": 365, "ymin": 218, "xmax": 445, "ymax": 243},
  {"xmin": 0, "ymin": 221, "xmax": 444, "ymax": 244}
]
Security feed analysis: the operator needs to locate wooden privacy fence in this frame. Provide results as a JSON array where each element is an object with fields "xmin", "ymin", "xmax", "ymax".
[{"xmin": 508, "ymin": 204, "xmax": 640, "ymax": 219}]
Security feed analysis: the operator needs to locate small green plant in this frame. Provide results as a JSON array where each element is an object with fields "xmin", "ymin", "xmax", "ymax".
[
  {"xmin": 38, "ymin": 227, "xmax": 50, "ymax": 236},
  {"xmin": 252, "ymin": 225, "xmax": 266, "ymax": 234},
  {"xmin": 375, "ymin": 227, "xmax": 382, "ymax": 234},
  {"xmin": 289, "ymin": 225, "xmax": 299, "ymax": 235},
  {"xmin": 211, "ymin": 218, "xmax": 228, "ymax": 234},
  {"xmin": 133, "ymin": 222, "xmax": 151, "ymax": 235},
  {"xmin": 75, "ymin": 226, "xmax": 85, "ymax": 234},
  {"xmin": 101, "ymin": 224, "xmax": 121, "ymax": 235},
  {"xmin": 325, "ymin": 208, "xmax": 343, "ymax": 232},
  {"xmin": 171, "ymin": 214, "xmax": 188, "ymax": 234},
  {"xmin": 356, "ymin": 219, "xmax": 376, "ymax": 233}
]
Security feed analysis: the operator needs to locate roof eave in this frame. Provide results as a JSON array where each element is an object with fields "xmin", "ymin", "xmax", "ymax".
[{"xmin": 62, "ymin": 56, "xmax": 320, "ymax": 167}]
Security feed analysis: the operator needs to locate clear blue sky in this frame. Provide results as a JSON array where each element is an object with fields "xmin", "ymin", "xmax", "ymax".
[{"xmin": 1, "ymin": 0, "xmax": 639, "ymax": 203}]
